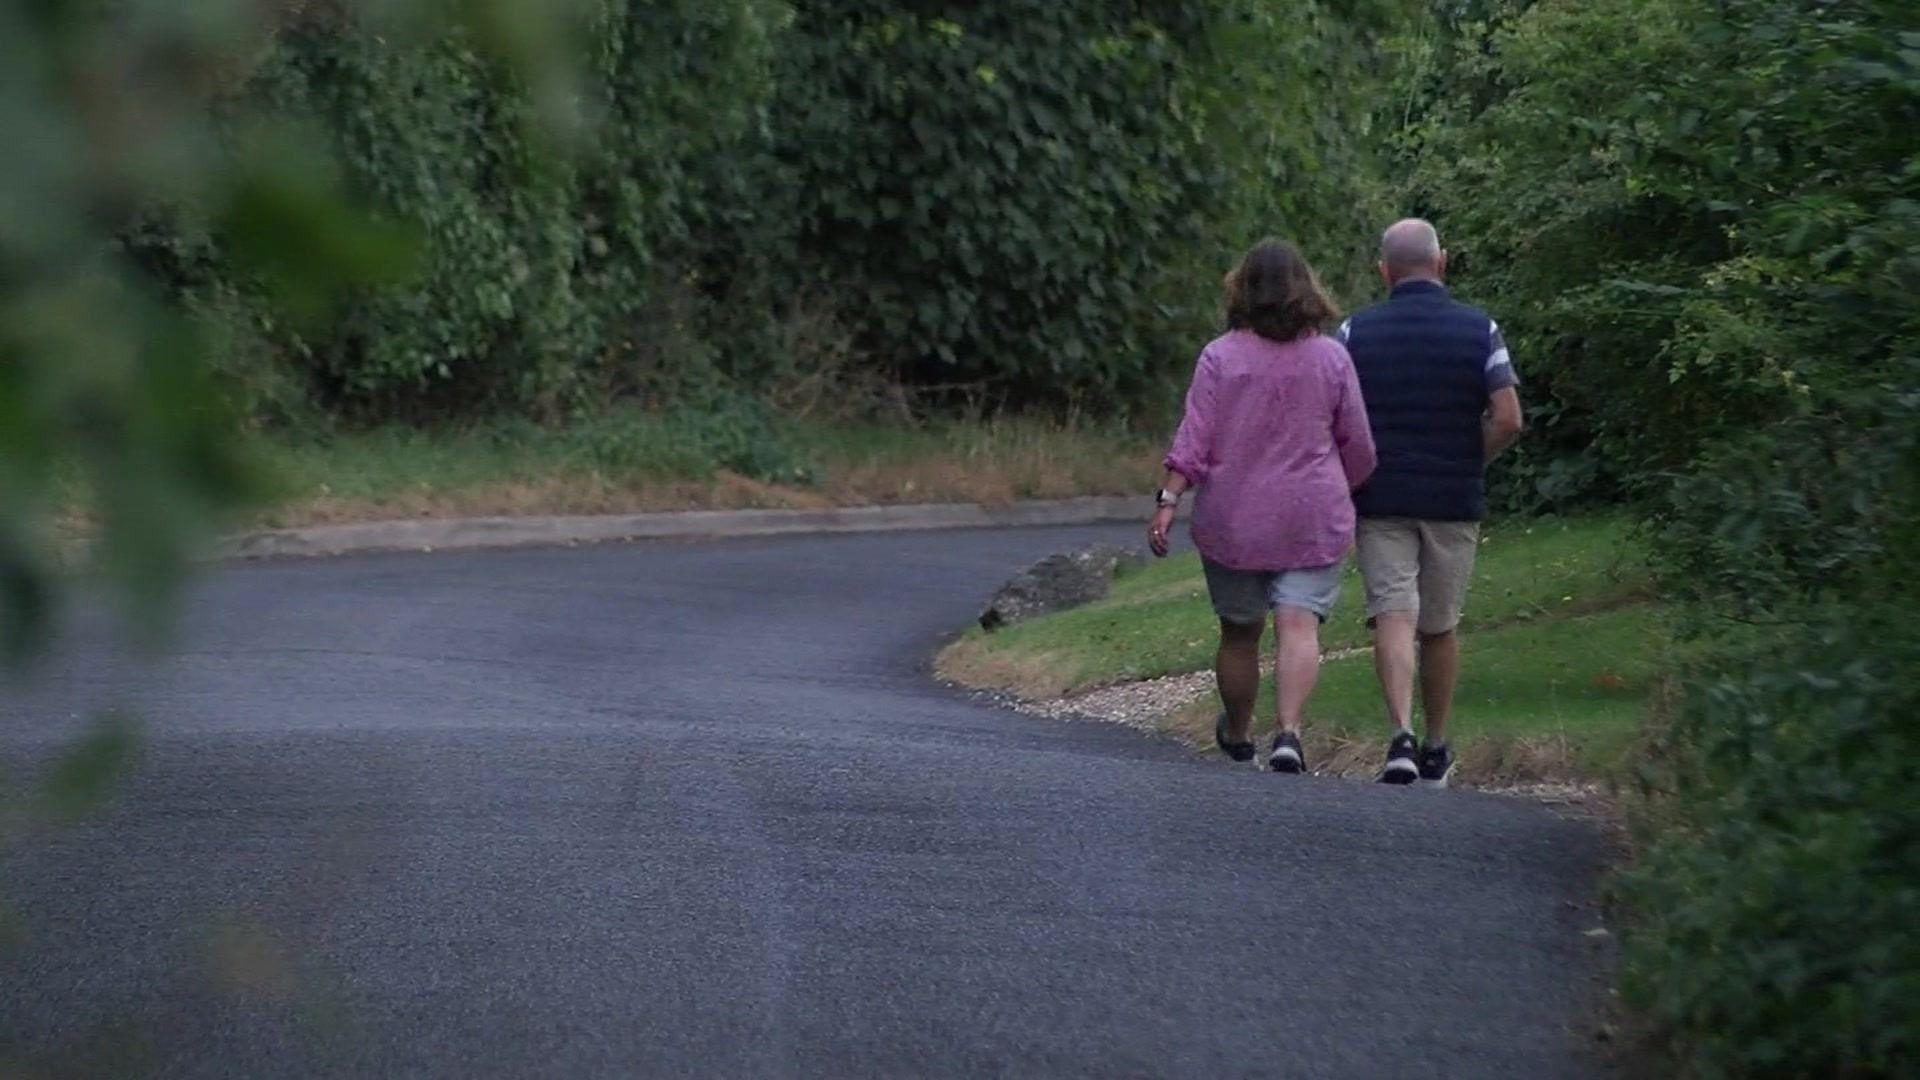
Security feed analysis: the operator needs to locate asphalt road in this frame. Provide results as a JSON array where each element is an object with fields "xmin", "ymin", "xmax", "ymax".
[{"xmin": 1, "ymin": 525, "xmax": 1613, "ymax": 1078}]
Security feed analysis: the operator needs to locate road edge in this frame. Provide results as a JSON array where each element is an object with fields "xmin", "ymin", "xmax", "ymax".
[{"xmin": 217, "ymin": 495, "xmax": 1145, "ymax": 560}]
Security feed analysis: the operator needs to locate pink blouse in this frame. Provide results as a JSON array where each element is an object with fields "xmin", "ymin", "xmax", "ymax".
[{"xmin": 1163, "ymin": 330, "xmax": 1377, "ymax": 571}]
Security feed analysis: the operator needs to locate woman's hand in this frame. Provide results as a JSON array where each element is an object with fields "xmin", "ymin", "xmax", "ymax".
[{"xmin": 1148, "ymin": 505, "xmax": 1177, "ymax": 558}]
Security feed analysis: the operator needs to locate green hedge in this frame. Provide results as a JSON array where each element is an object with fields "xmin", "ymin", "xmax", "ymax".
[
  {"xmin": 214, "ymin": 0, "xmax": 789, "ymax": 418},
  {"xmin": 775, "ymin": 1, "xmax": 1398, "ymax": 406},
  {"xmin": 1624, "ymin": 379, "xmax": 1920, "ymax": 1077},
  {"xmin": 132, "ymin": 1, "xmax": 1401, "ymax": 423}
]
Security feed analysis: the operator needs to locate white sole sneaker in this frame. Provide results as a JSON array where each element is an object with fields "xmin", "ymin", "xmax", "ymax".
[
  {"xmin": 1417, "ymin": 749, "xmax": 1454, "ymax": 789},
  {"xmin": 1378, "ymin": 758, "xmax": 1418, "ymax": 784}
]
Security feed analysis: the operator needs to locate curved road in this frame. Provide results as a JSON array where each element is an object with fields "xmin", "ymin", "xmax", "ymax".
[{"xmin": 1, "ymin": 526, "xmax": 1611, "ymax": 1077}]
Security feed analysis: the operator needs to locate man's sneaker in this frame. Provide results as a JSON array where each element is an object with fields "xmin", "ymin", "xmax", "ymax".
[
  {"xmin": 1418, "ymin": 742, "xmax": 1454, "ymax": 789},
  {"xmin": 1268, "ymin": 731, "xmax": 1306, "ymax": 774},
  {"xmin": 1214, "ymin": 711, "xmax": 1256, "ymax": 763},
  {"xmin": 1378, "ymin": 730, "xmax": 1419, "ymax": 785}
]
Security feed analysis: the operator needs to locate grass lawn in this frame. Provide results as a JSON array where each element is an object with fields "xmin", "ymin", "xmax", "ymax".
[
  {"xmin": 1163, "ymin": 603, "xmax": 1664, "ymax": 782},
  {"xmin": 938, "ymin": 515, "xmax": 1665, "ymax": 784},
  {"xmin": 238, "ymin": 412, "xmax": 1163, "ymax": 528}
]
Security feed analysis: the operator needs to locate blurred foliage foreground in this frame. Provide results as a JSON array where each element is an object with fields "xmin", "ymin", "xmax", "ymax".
[{"xmin": 0, "ymin": 0, "xmax": 599, "ymax": 874}]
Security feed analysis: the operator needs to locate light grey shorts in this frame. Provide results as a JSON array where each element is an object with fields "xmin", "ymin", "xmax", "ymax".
[
  {"xmin": 1201, "ymin": 559, "xmax": 1344, "ymax": 625},
  {"xmin": 1356, "ymin": 517, "xmax": 1481, "ymax": 635}
]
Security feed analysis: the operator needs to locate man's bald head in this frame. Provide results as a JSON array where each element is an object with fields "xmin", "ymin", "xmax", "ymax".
[{"xmin": 1380, "ymin": 218, "xmax": 1445, "ymax": 283}]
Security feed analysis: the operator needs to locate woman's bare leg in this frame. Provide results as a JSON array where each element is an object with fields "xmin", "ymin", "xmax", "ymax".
[
  {"xmin": 1274, "ymin": 607, "xmax": 1322, "ymax": 735},
  {"xmin": 1216, "ymin": 619, "xmax": 1264, "ymax": 742}
]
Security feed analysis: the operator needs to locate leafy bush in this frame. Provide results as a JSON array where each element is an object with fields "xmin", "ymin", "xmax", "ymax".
[
  {"xmin": 134, "ymin": 1, "xmax": 1405, "ymax": 422},
  {"xmin": 129, "ymin": 0, "xmax": 791, "ymax": 418},
  {"xmin": 776, "ymin": 0, "xmax": 1400, "ymax": 407},
  {"xmin": 1394, "ymin": 0, "xmax": 1919, "ymax": 512},
  {"xmin": 566, "ymin": 395, "xmax": 813, "ymax": 484},
  {"xmin": 1620, "ymin": 576, "xmax": 1920, "ymax": 1076},
  {"xmin": 1394, "ymin": 0, "xmax": 1920, "ymax": 1072},
  {"xmin": 1622, "ymin": 634, "xmax": 1920, "ymax": 1077},
  {"xmin": 1650, "ymin": 376, "xmax": 1920, "ymax": 620},
  {"xmin": 1619, "ymin": 364, "xmax": 1919, "ymax": 1078}
]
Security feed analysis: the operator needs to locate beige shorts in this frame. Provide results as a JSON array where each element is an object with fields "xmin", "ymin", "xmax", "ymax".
[{"xmin": 1356, "ymin": 517, "xmax": 1480, "ymax": 635}]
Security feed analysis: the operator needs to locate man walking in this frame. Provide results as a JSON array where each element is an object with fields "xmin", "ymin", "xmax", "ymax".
[{"xmin": 1337, "ymin": 219, "xmax": 1523, "ymax": 787}]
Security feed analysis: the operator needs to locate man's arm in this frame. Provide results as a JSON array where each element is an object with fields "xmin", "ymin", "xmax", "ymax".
[
  {"xmin": 1482, "ymin": 319, "xmax": 1523, "ymax": 461},
  {"xmin": 1332, "ymin": 347, "xmax": 1377, "ymax": 489},
  {"xmin": 1485, "ymin": 386, "xmax": 1523, "ymax": 461}
]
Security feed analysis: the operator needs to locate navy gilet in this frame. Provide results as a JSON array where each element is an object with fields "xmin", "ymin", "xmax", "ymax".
[{"xmin": 1343, "ymin": 280, "xmax": 1493, "ymax": 522}]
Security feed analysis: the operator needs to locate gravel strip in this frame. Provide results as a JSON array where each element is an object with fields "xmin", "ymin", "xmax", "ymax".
[
  {"xmin": 994, "ymin": 646, "xmax": 1373, "ymax": 732},
  {"xmin": 1012, "ymin": 669, "xmax": 1217, "ymax": 731}
]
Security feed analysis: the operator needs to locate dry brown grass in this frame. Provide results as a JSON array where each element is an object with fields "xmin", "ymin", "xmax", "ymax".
[
  {"xmin": 257, "ymin": 471, "xmax": 840, "ymax": 528},
  {"xmin": 934, "ymin": 637, "xmax": 1082, "ymax": 701},
  {"xmin": 247, "ymin": 421, "xmax": 1162, "ymax": 529},
  {"xmin": 1163, "ymin": 697, "xmax": 1592, "ymax": 789},
  {"xmin": 820, "ymin": 458, "xmax": 1026, "ymax": 507},
  {"xmin": 807, "ymin": 433, "xmax": 1161, "ymax": 509}
]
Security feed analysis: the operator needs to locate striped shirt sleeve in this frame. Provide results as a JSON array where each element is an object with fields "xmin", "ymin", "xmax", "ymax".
[{"xmin": 1486, "ymin": 320, "xmax": 1518, "ymax": 391}]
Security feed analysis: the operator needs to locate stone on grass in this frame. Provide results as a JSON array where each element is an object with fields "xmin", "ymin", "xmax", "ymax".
[{"xmin": 979, "ymin": 544, "xmax": 1145, "ymax": 632}]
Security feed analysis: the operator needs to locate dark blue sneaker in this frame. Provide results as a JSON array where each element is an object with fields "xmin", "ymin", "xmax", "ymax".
[
  {"xmin": 1215, "ymin": 711, "xmax": 1256, "ymax": 763},
  {"xmin": 1418, "ymin": 742, "xmax": 1454, "ymax": 789},
  {"xmin": 1378, "ymin": 730, "xmax": 1418, "ymax": 785},
  {"xmin": 1268, "ymin": 731, "xmax": 1305, "ymax": 774}
]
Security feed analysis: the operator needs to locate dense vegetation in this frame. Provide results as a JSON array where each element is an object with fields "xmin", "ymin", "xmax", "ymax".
[
  {"xmin": 1398, "ymin": 0, "xmax": 1917, "ymax": 1073},
  {"xmin": 138, "ymin": 0, "xmax": 1400, "ymax": 427},
  {"xmin": 5, "ymin": 0, "xmax": 1916, "ymax": 1074},
  {"xmin": 7, "ymin": 0, "xmax": 1404, "ymax": 654}
]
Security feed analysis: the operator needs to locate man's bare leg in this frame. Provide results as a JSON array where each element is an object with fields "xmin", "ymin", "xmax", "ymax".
[
  {"xmin": 1418, "ymin": 629, "xmax": 1459, "ymax": 746},
  {"xmin": 1274, "ymin": 607, "xmax": 1322, "ymax": 735},
  {"xmin": 1216, "ymin": 619, "xmax": 1263, "ymax": 743},
  {"xmin": 1371, "ymin": 612, "xmax": 1418, "ymax": 733}
]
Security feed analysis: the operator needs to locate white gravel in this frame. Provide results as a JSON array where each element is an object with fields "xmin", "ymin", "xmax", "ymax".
[
  {"xmin": 1010, "ymin": 669, "xmax": 1217, "ymax": 732},
  {"xmin": 990, "ymin": 646, "xmax": 1372, "ymax": 732}
]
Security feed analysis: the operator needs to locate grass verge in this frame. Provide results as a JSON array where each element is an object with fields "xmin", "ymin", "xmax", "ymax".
[
  {"xmin": 938, "ymin": 516, "xmax": 1664, "ymax": 786},
  {"xmin": 239, "ymin": 412, "xmax": 1163, "ymax": 528}
]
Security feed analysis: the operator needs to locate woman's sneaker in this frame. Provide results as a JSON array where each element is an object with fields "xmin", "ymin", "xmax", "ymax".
[
  {"xmin": 1418, "ymin": 742, "xmax": 1454, "ymax": 789},
  {"xmin": 1377, "ymin": 730, "xmax": 1419, "ymax": 784},
  {"xmin": 1268, "ymin": 731, "xmax": 1306, "ymax": 774}
]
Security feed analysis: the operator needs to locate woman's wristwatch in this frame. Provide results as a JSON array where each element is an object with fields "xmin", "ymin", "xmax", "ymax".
[{"xmin": 1155, "ymin": 488, "xmax": 1182, "ymax": 508}]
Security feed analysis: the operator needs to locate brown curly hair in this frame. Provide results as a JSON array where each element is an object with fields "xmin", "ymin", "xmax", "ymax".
[{"xmin": 1224, "ymin": 240, "xmax": 1340, "ymax": 342}]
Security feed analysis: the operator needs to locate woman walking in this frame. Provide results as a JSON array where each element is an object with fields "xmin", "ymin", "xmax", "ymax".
[{"xmin": 1148, "ymin": 241, "xmax": 1376, "ymax": 773}]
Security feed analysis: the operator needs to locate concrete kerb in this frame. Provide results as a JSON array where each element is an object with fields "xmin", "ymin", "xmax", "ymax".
[{"xmin": 217, "ymin": 495, "xmax": 1147, "ymax": 560}]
